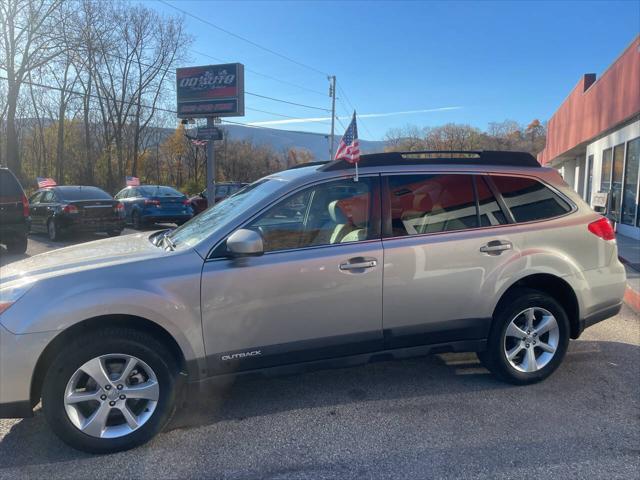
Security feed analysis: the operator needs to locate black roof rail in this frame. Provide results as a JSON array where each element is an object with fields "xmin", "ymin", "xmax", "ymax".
[
  {"xmin": 286, "ymin": 160, "xmax": 330, "ymax": 170},
  {"xmin": 319, "ymin": 150, "xmax": 540, "ymax": 171}
]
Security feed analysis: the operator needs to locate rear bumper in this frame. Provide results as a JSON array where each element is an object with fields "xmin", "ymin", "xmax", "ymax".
[
  {"xmin": 578, "ymin": 301, "xmax": 623, "ymax": 335},
  {"xmin": 0, "ymin": 220, "xmax": 29, "ymax": 240},
  {"xmin": 60, "ymin": 217, "xmax": 125, "ymax": 233},
  {"xmin": 142, "ymin": 213, "xmax": 192, "ymax": 223}
]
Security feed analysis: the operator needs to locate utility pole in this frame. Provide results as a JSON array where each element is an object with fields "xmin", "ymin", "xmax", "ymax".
[
  {"xmin": 206, "ymin": 117, "xmax": 216, "ymax": 202},
  {"xmin": 329, "ymin": 75, "xmax": 336, "ymax": 160}
]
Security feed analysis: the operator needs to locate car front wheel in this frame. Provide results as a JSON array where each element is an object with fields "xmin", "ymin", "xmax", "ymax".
[
  {"xmin": 5, "ymin": 234, "xmax": 27, "ymax": 254},
  {"xmin": 478, "ymin": 288, "xmax": 570, "ymax": 385},
  {"xmin": 42, "ymin": 328, "xmax": 179, "ymax": 453},
  {"xmin": 47, "ymin": 219, "xmax": 60, "ymax": 241}
]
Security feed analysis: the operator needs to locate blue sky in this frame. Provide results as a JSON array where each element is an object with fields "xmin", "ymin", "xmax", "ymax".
[{"xmin": 146, "ymin": 0, "xmax": 639, "ymax": 140}]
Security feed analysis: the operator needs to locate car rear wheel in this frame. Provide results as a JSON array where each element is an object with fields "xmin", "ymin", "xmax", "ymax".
[
  {"xmin": 478, "ymin": 288, "xmax": 570, "ymax": 385},
  {"xmin": 5, "ymin": 233, "xmax": 27, "ymax": 254},
  {"xmin": 42, "ymin": 328, "xmax": 179, "ymax": 454}
]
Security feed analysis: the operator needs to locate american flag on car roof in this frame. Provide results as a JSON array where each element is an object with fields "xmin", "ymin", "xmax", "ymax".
[
  {"xmin": 334, "ymin": 112, "xmax": 360, "ymax": 164},
  {"xmin": 37, "ymin": 177, "xmax": 56, "ymax": 188}
]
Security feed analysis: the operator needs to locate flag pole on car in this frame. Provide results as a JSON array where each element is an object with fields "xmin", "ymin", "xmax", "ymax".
[{"xmin": 334, "ymin": 111, "xmax": 361, "ymax": 181}]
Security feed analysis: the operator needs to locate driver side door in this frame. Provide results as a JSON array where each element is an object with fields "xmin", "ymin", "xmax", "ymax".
[{"xmin": 200, "ymin": 176, "xmax": 383, "ymax": 375}]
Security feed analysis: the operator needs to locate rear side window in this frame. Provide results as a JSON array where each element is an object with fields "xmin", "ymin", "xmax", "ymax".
[
  {"xmin": 386, "ymin": 174, "xmax": 479, "ymax": 236},
  {"xmin": 0, "ymin": 170, "xmax": 22, "ymax": 196},
  {"xmin": 490, "ymin": 175, "xmax": 571, "ymax": 223}
]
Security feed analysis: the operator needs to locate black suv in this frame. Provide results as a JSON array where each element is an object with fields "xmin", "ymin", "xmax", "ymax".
[{"xmin": 0, "ymin": 167, "xmax": 30, "ymax": 254}]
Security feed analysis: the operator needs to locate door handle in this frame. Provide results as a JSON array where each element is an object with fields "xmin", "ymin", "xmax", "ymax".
[
  {"xmin": 480, "ymin": 240, "xmax": 513, "ymax": 255},
  {"xmin": 339, "ymin": 258, "xmax": 378, "ymax": 270}
]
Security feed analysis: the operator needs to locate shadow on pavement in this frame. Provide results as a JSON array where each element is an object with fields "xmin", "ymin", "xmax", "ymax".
[{"xmin": 0, "ymin": 339, "xmax": 637, "ymax": 468}]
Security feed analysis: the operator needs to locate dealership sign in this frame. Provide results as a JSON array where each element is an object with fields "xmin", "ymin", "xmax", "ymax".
[{"xmin": 176, "ymin": 63, "xmax": 244, "ymax": 118}]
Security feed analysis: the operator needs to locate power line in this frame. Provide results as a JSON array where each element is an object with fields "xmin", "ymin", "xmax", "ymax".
[
  {"xmin": 337, "ymin": 83, "xmax": 375, "ymax": 139},
  {"xmin": 11, "ymin": 21, "xmax": 330, "ymax": 112},
  {"xmin": 0, "ymin": 75, "xmax": 324, "ymax": 132},
  {"xmin": 191, "ymin": 48, "xmax": 326, "ymax": 96},
  {"xmin": 158, "ymin": 0, "xmax": 329, "ymax": 77}
]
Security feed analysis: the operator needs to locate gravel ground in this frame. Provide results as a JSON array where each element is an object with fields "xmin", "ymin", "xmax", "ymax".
[{"xmin": 0, "ymin": 233, "xmax": 638, "ymax": 479}]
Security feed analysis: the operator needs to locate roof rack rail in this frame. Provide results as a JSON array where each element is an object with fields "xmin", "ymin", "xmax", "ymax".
[
  {"xmin": 319, "ymin": 150, "xmax": 540, "ymax": 171},
  {"xmin": 286, "ymin": 160, "xmax": 330, "ymax": 170}
]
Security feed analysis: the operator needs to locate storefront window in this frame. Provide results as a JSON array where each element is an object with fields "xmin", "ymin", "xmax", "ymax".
[
  {"xmin": 621, "ymin": 137, "xmax": 639, "ymax": 226},
  {"xmin": 609, "ymin": 144, "xmax": 625, "ymax": 222},
  {"xmin": 600, "ymin": 148, "xmax": 612, "ymax": 192},
  {"xmin": 585, "ymin": 154, "xmax": 594, "ymax": 203}
]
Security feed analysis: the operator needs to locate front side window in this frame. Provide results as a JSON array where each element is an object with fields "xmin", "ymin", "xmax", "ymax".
[
  {"xmin": 246, "ymin": 177, "xmax": 377, "ymax": 252},
  {"xmin": 491, "ymin": 175, "xmax": 571, "ymax": 223},
  {"xmin": 386, "ymin": 174, "xmax": 479, "ymax": 236}
]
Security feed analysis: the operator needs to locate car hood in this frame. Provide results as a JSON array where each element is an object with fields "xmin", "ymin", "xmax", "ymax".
[{"xmin": 0, "ymin": 232, "xmax": 165, "ymax": 285}]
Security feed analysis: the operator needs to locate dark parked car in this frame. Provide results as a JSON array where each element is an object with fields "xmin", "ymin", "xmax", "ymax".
[
  {"xmin": 114, "ymin": 185, "xmax": 192, "ymax": 229},
  {"xmin": 0, "ymin": 167, "xmax": 30, "ymax": 253},
  {"xmin": 188, "ymin": 182, "xmax": 247, "ymax": 215},
  {"xmin": 29, "ymin": 186, "xmax": 125, "ymax": 241}
]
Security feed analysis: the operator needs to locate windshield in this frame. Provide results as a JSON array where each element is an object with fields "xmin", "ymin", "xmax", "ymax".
[
  {"xmin": 139, "ymin": 186, "xmax": 183, "ymax": 197},
  {"xmin": 167, "ymin": 178, "xmax": 288, "ymax": 249}
]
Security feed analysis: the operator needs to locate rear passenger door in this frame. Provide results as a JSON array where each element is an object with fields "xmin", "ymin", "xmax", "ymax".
[{"xmin": 381, "ymin": 173, "xmax": 517, "ymax": 349}]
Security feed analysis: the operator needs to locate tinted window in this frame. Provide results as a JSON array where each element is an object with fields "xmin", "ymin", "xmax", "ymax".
[
  {"xmin": 475, "ymin": 176, "xmax": 507, "ymax": 226},
  {"xmin": 387, "ymin": 174, "xmax": 478, "ymax": 236},
  {"xmin": 0, "ymin": 170, "xmax": 22, "ymax": 196},
  {"xmin": 247, "ymin": 178, "xmax": 376, "ymax": 252},
  {"xmin": 41, "ymin": 190, "xmax": 56, "ymax": 203},
  {"xmin": 138, "ymin": 186, "xmax": 183, "ymax": 197},
  {"xmin": 56, "ymin": 186, "xmax": 112, "ymax": 201},
  {"xmin": 115, "ymin": 189, "xmax": 128, "ymax": 199},
  {"xmin": 491, "ymin": 175, "xmax": 571, "ymax": 223},
  {"xmin": 215, "ymin": 186, "xmax": 229, "ymax": 197},
  {"xmin": 30, "ymin": 191, "xmax": 43, "ymax": 204}
]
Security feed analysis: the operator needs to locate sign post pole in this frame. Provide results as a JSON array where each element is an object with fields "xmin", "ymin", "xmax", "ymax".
[{"xmin": 206, "ymin": 117, "xmax": 216, "ymax": 203}]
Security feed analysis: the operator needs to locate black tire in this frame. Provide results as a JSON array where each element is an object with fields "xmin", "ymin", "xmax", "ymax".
[
  {"xmin": 47, "ymin": 218, "xmax": 61, "ymax": 241},
  {"xmin": 132, "ymin": 211, "xmax": 143, "ymax": 230},
  {"xmin": 5, "ymin": 234, "xmax": 28, "ymax": 254},
  {"xmin": 42, "ymin": 328, "xmax": 179, "ymax": 454},
  {"xmin": 478, "ymin": 288, "xmax": 570, "ymax": 385},
  {"xmin": 107, "ymin": 229, "xmax": 122, "ymax": 237}
]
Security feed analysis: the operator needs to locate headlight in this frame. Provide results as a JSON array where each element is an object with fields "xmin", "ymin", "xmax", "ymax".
[{"xmin": 0, "ymin": 280, "xmax": 35, "ymax": 316}]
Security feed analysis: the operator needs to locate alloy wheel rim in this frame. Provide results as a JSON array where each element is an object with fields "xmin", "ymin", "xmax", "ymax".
[
  {"xmin": 503, "ymin": 307, "xmax": 560, "ymax": 373},
  {"xmin": 63, "ymin": 354, "xmax": 159, "ymax": 439},
  {"xmin": 48, "ymin": 221, "xmax": 55, "ymax": 240}
]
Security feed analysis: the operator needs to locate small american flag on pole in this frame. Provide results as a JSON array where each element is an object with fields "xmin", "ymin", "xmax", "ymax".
[
  {"xmin": 191, "ymin": 139, "xmax": 208, "ymax": 147},
  {"xmin": 37, "ymin": 177, "xmax": 56, "ymax": 188},
  {"xmin": 334, "ymin": 111, "xmax": 360, "ymax": 164},
  {"xmin": 126, "ymin": 176, "xmax": 140, "ymax": 186}
]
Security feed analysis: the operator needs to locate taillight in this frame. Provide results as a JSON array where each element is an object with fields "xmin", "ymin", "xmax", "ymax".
[
  {"xmin": 63, "ymin": 204, "xmax": 79, "ymax": 214},
  {"xmin": 115, "ymin": 202, "xmax": 125, "ymax": 212},
  {"xmin": 21, "ymin": 194, "xmax": 29, "ymax": 217},
  {"xmin": 144, "ymin": 199, "xmax": 160, "ymax": 206},
  {"xmin": 182, "ymin": 199, "xmax": 190, "ymax": 205},
  {"xmin": 588, "ymin": 217, "xmax": 615, "ymax": 241}
]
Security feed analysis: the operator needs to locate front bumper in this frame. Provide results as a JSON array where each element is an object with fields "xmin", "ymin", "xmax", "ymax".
[{"xmin": 0, "ymin": 323, "xmax": 57, "ymax": 418}]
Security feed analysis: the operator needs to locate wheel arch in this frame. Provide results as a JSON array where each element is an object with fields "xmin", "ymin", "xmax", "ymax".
[
  {"xmin": 30, "ymin": 314, "xmax": 189, "ymax": 408},
  {"xmin": 493, "ymin": 273, "xmax": 580, "ymax": 339}
]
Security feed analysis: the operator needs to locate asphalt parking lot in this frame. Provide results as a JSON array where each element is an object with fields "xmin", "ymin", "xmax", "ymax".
[{"xmin": 0, "ymin": 233, "xmax": 638, "ymax": 479}]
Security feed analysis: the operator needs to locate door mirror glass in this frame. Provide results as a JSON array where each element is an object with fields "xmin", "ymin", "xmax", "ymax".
[{"xmin": 226, "ymin": 229, "xmax": 264, "ymax": 257}]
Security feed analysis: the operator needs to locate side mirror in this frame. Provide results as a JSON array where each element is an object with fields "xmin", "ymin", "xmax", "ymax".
[{"xmin": 226, "ymin": 229, "xmax": 264, "ymax": 257}]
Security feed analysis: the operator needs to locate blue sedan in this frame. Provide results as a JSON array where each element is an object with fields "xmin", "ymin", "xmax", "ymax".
[{"xmin": 114, "ymin": 185, "xmax": 193, "ymax": 229}]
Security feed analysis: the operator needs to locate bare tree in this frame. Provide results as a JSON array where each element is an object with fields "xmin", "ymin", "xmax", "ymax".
[{"xmin": 0, "ymin": 0, "xmax": 65, "ymax": 177}]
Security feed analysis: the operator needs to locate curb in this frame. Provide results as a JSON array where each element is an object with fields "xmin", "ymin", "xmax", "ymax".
[{"xmin": 624, "ymin": 285, "xmax": 640, "ymax": 314}]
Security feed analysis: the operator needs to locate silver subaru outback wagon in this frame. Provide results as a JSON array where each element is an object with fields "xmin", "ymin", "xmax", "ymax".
[{"xmin": 0, "ymin": 151, "xmax": 626, "ymax": 453}]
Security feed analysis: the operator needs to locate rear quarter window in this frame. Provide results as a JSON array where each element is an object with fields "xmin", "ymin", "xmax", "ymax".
[
  {"xmin": 0, "ymin": 170, "xmax": 23, "ymax": 197},
  {"xmin": 491, "ymin": 175, "xmax": 572, "ymax": 223}
]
